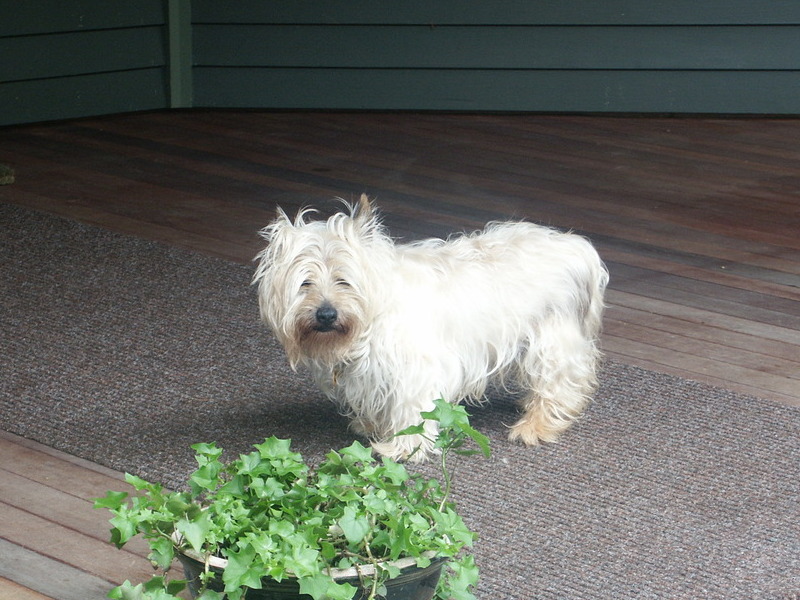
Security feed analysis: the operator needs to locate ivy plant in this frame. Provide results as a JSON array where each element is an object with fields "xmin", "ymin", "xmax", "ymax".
[{"xmin": 95, "ymin": 399, "xmax": 490, "ymax": 600}]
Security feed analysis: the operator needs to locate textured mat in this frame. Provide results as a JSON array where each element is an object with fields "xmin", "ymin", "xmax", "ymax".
[{"xmin": 1, "ymin": 203, "xmax": 799, "ymax": 599}]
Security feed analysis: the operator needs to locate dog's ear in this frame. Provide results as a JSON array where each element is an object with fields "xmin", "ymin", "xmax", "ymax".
[
  {"xmin": 275, "ymin": 206, "xmax": 291, "ymax": 224},
  {"xmin": 354, "ymin": 194, "xmax": 374, "ymax": 224},
  {"xmin": 348, "ymin": 194, "xmax": 386, "ymax": 244}
]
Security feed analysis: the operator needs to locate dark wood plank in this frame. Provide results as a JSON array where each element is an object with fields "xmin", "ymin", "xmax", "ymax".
[
  {"xmin": 0, "ymin": 575, "xmax": 51, "ymax": 600},
  {"xmin": 0, "ymin": 111, "xmax": 797, "ymax": 409},
  {"xmin": 0, "ymin": 502, "xmax": 151, "ymax": 587},
  {"xmin": 0, "ymin": 435, "xmax": 128, "ymax": 501},
  {"xmin": 0, "ymin": 538, "xmax": 126, "ymax": 600},
  {"xmin": 0, "ymin": 111, "xmax": 798, "ymax": 600},
  {"xmin": 0, "ymin": 433, "xmax": 165, "ymax": 600},
  {"xmin": 0, "ymin": 468, "xmax": 150, "ymax": 557}
]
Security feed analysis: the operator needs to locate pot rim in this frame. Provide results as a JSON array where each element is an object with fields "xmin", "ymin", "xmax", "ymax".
[{"xmin": 173, "ymin": 533, "xmax": 440, "ymax": 580}]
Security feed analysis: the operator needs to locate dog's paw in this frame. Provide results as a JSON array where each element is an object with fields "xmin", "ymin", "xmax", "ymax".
[
  {"xmin": 349, "ymin": 417, "xmax": 377, "ymax": 437},
  {"xmin": 508, "ymin": 417, "xmax": 561, "ymax": 446},
  {"xmin": 371, "ymin": 440, "xmax": 412, "ymax": 462},
  {"xmin": 371, "ymin": 435, "xmax": 437, "ymax": 463}
]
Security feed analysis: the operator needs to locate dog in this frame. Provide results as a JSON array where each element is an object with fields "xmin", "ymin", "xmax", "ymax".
[{"xmin": 253, "ymin": 195, "xmax": 608, "ymax": 461}]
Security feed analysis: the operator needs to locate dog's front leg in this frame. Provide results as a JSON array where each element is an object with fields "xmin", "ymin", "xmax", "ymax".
[
  {"xmin": 369, "ymin": 396, "xmax": 441, "ymax": 462},
  {"xmin": 371, "ymin": 423, "xmax": 438, "ymax": 463}
]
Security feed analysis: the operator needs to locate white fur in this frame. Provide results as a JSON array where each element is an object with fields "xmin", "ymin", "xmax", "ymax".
[{"xmin": 254, "ymin": 196, "xmax": 609, "ymax": 461}]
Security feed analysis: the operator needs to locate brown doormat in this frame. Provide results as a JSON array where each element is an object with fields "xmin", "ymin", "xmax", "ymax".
[{"xmin": 2, "ymin": 203, "xmax": 799, "ymax": 600}]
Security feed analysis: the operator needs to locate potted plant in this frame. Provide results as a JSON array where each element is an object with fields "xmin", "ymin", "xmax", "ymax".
[{"xmin": 95, "ymin": 399, "xmax": 490, "ymax": 600}]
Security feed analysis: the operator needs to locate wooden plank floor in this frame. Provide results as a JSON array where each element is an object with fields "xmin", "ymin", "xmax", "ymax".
[{"xmin": 1, "ymin": 111, "xmax": 799, "ymax": 599}]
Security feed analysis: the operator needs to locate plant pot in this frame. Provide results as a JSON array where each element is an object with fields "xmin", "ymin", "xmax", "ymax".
[{"xmin": 177, "ymin": 549, "xmax": 447, "ymax": 600}]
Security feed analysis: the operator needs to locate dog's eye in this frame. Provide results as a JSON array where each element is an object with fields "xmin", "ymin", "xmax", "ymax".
[
  {"xmin": 300, "ymin": 280, "xmax": 312, "ymax": 288},
  {"xmin": 335, "ymin": 279, "xmax": 351, "ymax": 288}
]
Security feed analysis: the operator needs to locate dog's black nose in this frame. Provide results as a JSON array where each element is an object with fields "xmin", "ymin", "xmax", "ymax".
[{"xmin": 315, "ymin": 304, "xmax": 338, "ymax": 330}]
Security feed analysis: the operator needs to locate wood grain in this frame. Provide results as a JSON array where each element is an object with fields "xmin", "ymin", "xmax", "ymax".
[
  {"xmin": 0, "ymin": 110, "xmax": 797, "ymax": 598},
  {"xmin": 1, "ymin": 110, "xmax": 796, "ymax": 404}
]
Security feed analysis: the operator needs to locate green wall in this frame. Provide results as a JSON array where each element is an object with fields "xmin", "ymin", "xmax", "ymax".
[
  {"xmin": 191, "ymin": 1, "xmax": 800, "ymax": 114},
  {"xmin": 2, "ymin": 1, "xmax": 800, "ymax": 125},
  {"xmin": 0, "ymin": 2, "xmax": 169, "ymax": 126}
]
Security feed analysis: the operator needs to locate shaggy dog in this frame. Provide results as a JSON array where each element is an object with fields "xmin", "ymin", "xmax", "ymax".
[{"xmin": 254, "ymin": 196, "xmax": 608, "ymax": 460}]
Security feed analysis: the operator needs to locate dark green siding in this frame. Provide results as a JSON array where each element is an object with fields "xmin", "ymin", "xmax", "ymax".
[
  {"xmin": 193, "ymin": 25, "xmax": 800, "ymax": 70},
  {"xmin": 195, "ymin": 68, "xmax": 800, "ymax": 114},
  {"xmin": 190, "ymin": 1, "xmax": 800, "ymax": 26},
  {"xmin": 2, "ymin": 1, "xmax": 800, "ymax": 125},
  {"xmin": 0, "ymin": 1, "xmax": 169, "ymax": 126},
  {"xmin": 191, "ymin": 0, "xmax": 800, "ymax": 114}
]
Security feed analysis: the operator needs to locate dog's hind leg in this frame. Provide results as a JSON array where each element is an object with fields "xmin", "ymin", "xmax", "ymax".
[{"xmin": 508, "ymin": 316, "xmax": 599, "ymax": 445}]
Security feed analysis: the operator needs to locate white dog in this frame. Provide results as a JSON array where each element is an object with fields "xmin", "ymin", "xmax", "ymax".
[{"xmin": 254, "ymin": 196, "xmax": 608, "ymax": 461}]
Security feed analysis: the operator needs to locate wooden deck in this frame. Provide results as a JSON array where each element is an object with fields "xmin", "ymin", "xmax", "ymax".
[
  {"xmin": 1, "ymin": 111, "xmax": 798, "ymax": 599},
  {"xmin": 0, "ymin": 431, "xmax": 155, "ymax": 600}
]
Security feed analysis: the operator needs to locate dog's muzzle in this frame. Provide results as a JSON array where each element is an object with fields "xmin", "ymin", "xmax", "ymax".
[{"xmin": 314, "ymin": 303, "xmax": 338, "ymax": 332}]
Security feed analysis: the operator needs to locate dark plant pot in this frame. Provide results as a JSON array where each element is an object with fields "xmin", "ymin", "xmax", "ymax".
[{"xmin": 178, "ymin": 551, "xmax": 447, "ymax": 600}]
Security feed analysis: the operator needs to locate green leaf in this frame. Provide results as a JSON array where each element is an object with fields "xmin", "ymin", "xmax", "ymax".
[
  {"xmin": 297, "ymin": 574, "xmax": 328, "ymax": 600},
  {"xmin": 415, "ymin": 554, "xmax": 432, "ymax": 569},
  {"xmin": 109, "ymin": 510, "xmax": 139, "ymax": 547},
  {"xmin": 124, "ymin": 473, "xmax": 155, "ymax": 491},
  {"xmin": 299, "ymin": 575, "xmax": 356, "ymax": 600},
  {"xmin": 456, "ymin": 423, "xmax": 491, "ymax": 458},
  {"xmin": 380, "ymin": 458, "xmax": 410, "ymax": 485},
  {"xmin": 442, "ymin": 555, "xmax": 480, "ymax": 600},
  {"xmin": 165, "ymin": 495, "xmax": 191, "ymax": 515},
  {"xmin": 238, "ymin": 450, "xmax": 263, "ymax": 474},
  {"xmin": 326, "ymin": 581, "xmax": 359, "ymax": 600},
  {"xmin": 222, "ymin": 544, "xmax": 263, "ymax": 591},
  {"xmin": 147, "ymin": 535, "xmax": 175, "ymax": 571},
  {"xmin": 191, "ymin": 442, "xmax": 223, "ymax": 463},
  {"xmin": 93, "ymin": 490, "xmax": 129, "ymax": 510},
  {"xmin": 189, "ymin": 463, "xmax": 220, "ymax": 494},
  {"xmin": 339, "ymin": 440, "xmax": 375, "ymax": 464},
  {"xmin": 109, "ymin": 577, "xmax": 181, "ymax": 600},
  {"xmin": 108, "ymin": 581, "xmax": 134, "ymax": 600},
  {"xmin": 320, "ymin": 540, "xmax": 336, "ymax": 561},
  {"xmin": 394, "ymin": 423, "xmax": 426, "ymax": 437},
  {"xmin": 245, "ymin": 531, "xmax": 278, "ymax": 562},
  {"xmin": 432, "ymin": 509, "xmax": 474, "ymax": 547},
  {"xmin": 286, "ymin": 544, "xmax": 320, "ymax": 577},
  {"xmin": 378, "ymin": 561, "xmax": 401, "ymax": 580},
  {"xmin": 254, "ymin": 436, "xmax": 294, "ymax": 459},
  {"xmin": 338, "ymin": 506, "xmax": 370, "ymax": 545},
  {"xmin": 253, "ymin": 476, "xmax": 286, "ymax": 500},
  {"xmin": 421, "ymin": 399, "xmax": 491, "ymax": 457},
  {"xmin": 219, "ymin": 474, "xmax": 245, "ymax": 496},
  {"xmin": 177, "ymin": 511, "xmax": 210, "ymax": 553},
  {"xmin": 268, "ymin": 520, "xmax": 294, "ymax": 538},
  {"xmin": 164, "ymin": 579, "xmax": 188, "ymax": 596}
]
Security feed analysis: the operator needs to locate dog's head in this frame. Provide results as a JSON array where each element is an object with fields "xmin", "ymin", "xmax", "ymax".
[{"xmin": 253, "ymin": 195, "xmax": 388, "ymax": 367}]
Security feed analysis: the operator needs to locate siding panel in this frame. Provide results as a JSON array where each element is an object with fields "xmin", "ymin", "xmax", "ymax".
[
  {"xmin": 3, "ymin": 1, "xmax": 800, "ymax": 124},
  {"xmin": 0, "ymin": 0, "xmax": 168, "ymax": 125},
  {"xmin": 191, "ymin": 2, "xmax": 800, "ymax": 113},
  {"xmin": 194, "ymin": 24, "xmax": 800, "ymax": 71},
  {"xmin": 0, "ymin": 0, "xmax": 165, "ymax": 36},
  {"xmin": 0, "ymin": 70, "xmax": 168, "ymax": 127},
  {"xmin": 194, "ymin": 68, "xmax": 800, "ymax": 114},
  {"xmin": 0, "ymin": 28, "xmax": 166, "ymax": 82},
  {"xmin": 193, "ymin": 0, "xmax": 800, "ymax": 26}
]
